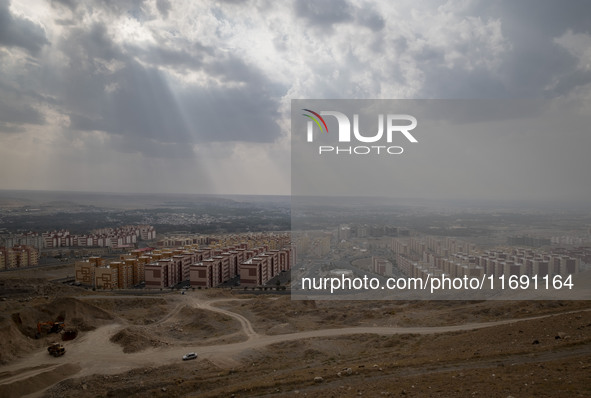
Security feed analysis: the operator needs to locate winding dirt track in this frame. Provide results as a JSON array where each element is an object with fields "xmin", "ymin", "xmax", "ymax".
[{"xmin": 1, "ymin": 293, "xmax": 589, "ymax": 397}]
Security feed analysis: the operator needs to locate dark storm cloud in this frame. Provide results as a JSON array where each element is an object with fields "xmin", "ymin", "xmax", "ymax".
[
  {"xmin": 489, "ymin": 0, "xmax": 588, "ymax": 98},
  {"xmin": 54, "ymin": 18, "xmax": 77, "ymax": 26},
  {"xmin": 419, "ymin": 64, "xmax": 510, "ymax": 99},
  {"xmin": 93, "ymin": 0, "xmax": 148, "ymax": 18},
  {"xmin": 63, "ymin": 53, "xmax": 195, "ymax": 148},
  {"xmin": 79, "ymin": 23, "xmax": 122, "ymax": 61},
  {"xmin": 156, "ymin": 0, "xmax": 171, "ymax": 18},
  {"xmin": 53, "ymin": 0, "xmax": 152, "ymax": 21},
  {"xmin": 104, "ymin": 64, "xmax": 191, "ymax": 144},
  {"xmin": 294, "ymin": 0, "xmax": 353, "ymax": 28},
  {"xmin": 130, "ymin": 42, "xmax": 212, "ymax": 69},
  {"xmin": 205, "ymin": 55, "xmax": 268, "ymax": 86},
  {"xmin": 56, "ymin": 23, "xmax": 188, "ymax": 146},
  {"xmin": 472, "ymin": 0, "xmax": 591, "ymax": 37},
  {"xmin": 107, "ymin": 131, "xmax": 196, "ymax": 158},
  {"xmin": 52, "ymin": 20, "xmax": 282, "ymax": 157},
  {"xmin": 355, "ymin": 7, "xmax": 384, "ymax": 32},
  {"xmin": 498, "ymin": 40, "xmax": 578, "ymax": 98},
  {"xmin": 178, "ymin": 84, "xmax": 281, "ymax": 143},
  {"xmin": 50, "ymin": 0, "xmax": 78, "ymax": 12},
  {"xmin": 69, "ymin": 113, "xmax": 113, "ymax": 133},
  {"xmin": 0, "ymin": 0, "xmax": 49, "ymax": 55},
  {"xmin": 0, "ymin": 122, "xmax": 25, "ymax": 133},
  {"xmin": 417, "ymin": 0, "xmax": 591, "ymax": 99},
  {"xmin": 0, "ymin": 98, "xmax": 44, "ymax": 126},
  {"xmin": 0, "ymin": 79, "xmax": 46, "ymax": 128},
  {"xmin": 294, "ymin": 0, "xmax": 385, "ymax": 33},
  {"xmin": 551, "ymin": 69, "xmax": 591, "ymax": 97}
]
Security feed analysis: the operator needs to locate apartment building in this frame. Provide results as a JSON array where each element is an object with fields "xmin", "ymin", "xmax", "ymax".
[
  {"xmin": 73, "ymin": 233, "xmax": 294, "ymax": 290},
  {"xmin": 0, "ymin": 245, "xmax": 39, "ymax": 270}
]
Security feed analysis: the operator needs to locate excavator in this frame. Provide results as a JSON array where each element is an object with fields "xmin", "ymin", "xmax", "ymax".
[
  {"xmin": 36, "ymin": 320, "xmax": 78, "ymax": 340},
  {"xmin": 36, "ymin": 321, "xmax": 65, "ymax": 339}
]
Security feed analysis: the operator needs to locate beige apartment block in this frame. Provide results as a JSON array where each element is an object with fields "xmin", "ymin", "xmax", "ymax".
[
  {"xmin": 74, "ymin": 261, "xmax": 95, "ymax": 285},
  {"xmin": 0, "ymin": 247, "xmax": 17, "ymax": 270},
  {"xmin": 94, "ymin": 267, "xmax": 118, "ymax": 289},
  {"xmin": 75, "ymin": 234, "xmax": 293, "ymax": 290},
  {"xmin": 0, "ymin": 245, "xmax": 39, "ymax": 269}
]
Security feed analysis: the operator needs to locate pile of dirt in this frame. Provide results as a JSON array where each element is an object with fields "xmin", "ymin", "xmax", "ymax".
[
  {"xmin": 43, "ymin": 297, "xmax": 113, "ymax": 332},
  {"xmin": 149, "ymin": 305, "xmax": 242, "ymax": 342},
  {"xmin": 240, "ymin": 297, "xmax": 320, "ymax": 333},
  {"xmin": 11, "ymin": 297, "xmax": 114, "ymax": 339},
  {"xmin": 0, "ymin": 313, "xmax": 38, "ymax": 365},
  {"xmin": 84, "ymin": 297, "xmax": 169, "ymax": 325},
  {"xmin": 62, "ymin": 329, "xmax": 78, "ymax": 341},
  {"xmin": 0, "ymin": 296, "xmax": 113, "ymax": 364},
  {"xmin": 177, "ymin": 306, "xmax": 239, "ymax": 333},
  {"xmin": 110, "ymin": 327, "xmax": 164, "ymax": 353}
]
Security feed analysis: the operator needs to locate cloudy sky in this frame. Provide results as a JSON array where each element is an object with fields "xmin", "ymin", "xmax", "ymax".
[{"xmin": 0, "ymin": 0, "xmax": 590, "ymax": 197}]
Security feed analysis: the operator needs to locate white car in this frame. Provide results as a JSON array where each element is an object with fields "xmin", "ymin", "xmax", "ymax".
[{"xmin": 182, "ymin": 352, "xmax": 197, "ymax": 361}]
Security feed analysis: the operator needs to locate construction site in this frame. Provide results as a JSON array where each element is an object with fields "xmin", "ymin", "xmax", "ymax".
[{"xmin": 0, "ymin": 261, "xmax": 590, "ymax": 397}]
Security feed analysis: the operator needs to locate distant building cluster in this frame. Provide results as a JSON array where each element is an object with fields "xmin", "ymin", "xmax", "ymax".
[
  {"xmin": 156, "ymin": 235, "xmax": 210, "ymax": 247},
  {"xmin": 156, "ymin": 232, "xmax": 289, "ymax": 251},
  {"xmin": 295, "ymin": 233, "xmax": 332, "ymax": 258},
  {"xmin": 74, "ymin": 233, "xmax": 294, "ymax": 289},
  {"xmin": 512, "ymin": 234, "xmax": 591, "ymax": 248},
  {"xmin": 338, "ymin": 224, "xmax": 409, "ymax": 240},
  {"xmin": 550, "ymin": 246, "xmax": 591, "ymax": 265},
  {"xmin": 372, "ymin": 257, "xmax": 394, "ymax": 276},
  {"xmin": 0, "ymin": 232, "xmax": 45, "ymax": 249},
  {"xmin": 393, "ymin": 236, "xmax": 477, "ymax": 259},
  {"xmin": 551, "ymin": 235, "xmax": 589, "ymax": 246},
  {"xmin": 44, "ymin": 225, "xmax": 156, "ymax": 248},
  {"xmin": 507, "ymin": 235, "xmax": 551, "ymax": 248},
  {"xmin": 393, "ymin": 236, "xmax": 582, "ymax": 280},
  {"xmin": 0, "ymin": 225, "xmax": 156, "ymax": 250},
  {"xmin": 0, "ymin": 245, "xmax": 39, "ymax": 270}
]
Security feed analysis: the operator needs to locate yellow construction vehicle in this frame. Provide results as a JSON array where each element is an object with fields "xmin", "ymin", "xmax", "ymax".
[{"xmin": 47, "ymin": 342, "xmax": 65, "ymax": 357}]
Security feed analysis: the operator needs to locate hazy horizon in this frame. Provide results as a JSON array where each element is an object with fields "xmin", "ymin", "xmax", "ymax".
[{"xmin": 1, "ymin": 188, "xmax": 590, "ymax": 213}]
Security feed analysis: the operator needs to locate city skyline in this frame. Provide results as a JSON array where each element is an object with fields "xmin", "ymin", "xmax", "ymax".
[{"xmin": 1, "ymin": 0, "xmax": 590, "ymax": 198}]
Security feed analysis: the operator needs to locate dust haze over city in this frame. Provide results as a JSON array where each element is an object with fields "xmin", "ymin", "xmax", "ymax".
[{"xmin": 1, "ymin": 1, "xmax": 591, "ymax": 397}]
